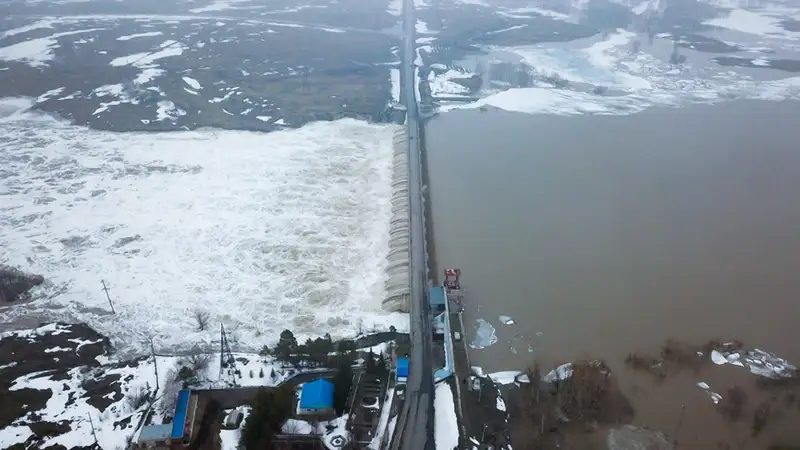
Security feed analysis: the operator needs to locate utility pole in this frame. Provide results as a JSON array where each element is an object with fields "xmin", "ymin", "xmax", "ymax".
[
  {"xmin": 101, "ymin": 280, "xmax": 115, "ymax": 315},
  {"xmin": 150, "ymin": 337, "xmax": 159, "ymax": 392},
  {"xmin": 87, "ymin": 413, "xmax": 99, "ymax": 447}
]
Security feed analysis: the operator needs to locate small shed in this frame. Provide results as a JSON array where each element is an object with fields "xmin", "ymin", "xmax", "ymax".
[
  {"xmin": 298, "ymin": 379, "xmax": 335, "ymax": 416},
  {"xmin": 135, "ymin": 424, "xmax": 172, "ymax": 449},
  {"xmin": 429, "ymin": 286, "xmax": 445, "ymax": 312},
  {"xmin": 396, "ymin": 357, "xmax": 409, "ymax": 378},
  {"xmin": 432, "ymin": 313, "xmax": 446, "ymax": 336}
]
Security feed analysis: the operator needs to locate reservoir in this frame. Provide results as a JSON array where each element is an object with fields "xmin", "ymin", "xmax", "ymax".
[{"xmin": 426, "ymin": 100, "xmax": 800, "ymax": 448}]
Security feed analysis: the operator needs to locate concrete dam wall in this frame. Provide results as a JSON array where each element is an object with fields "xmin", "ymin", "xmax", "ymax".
[{"xmin": 383, "ymin": 127, "xmax": 411, "ymax": 312}]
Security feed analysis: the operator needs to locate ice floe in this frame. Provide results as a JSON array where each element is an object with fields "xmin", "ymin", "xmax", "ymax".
[
  {"xmin": 470, "ymin": 319, "xmax": 498, "ymax": 349},
  {"xmin": 117, "ymin": 31, "xmax": 164, "ymax": 41},
  {"xmin": 0, "ymin": 28, "xmax": 104, "ymax": 67},
  {"xmin": 35, "ymin": 87, "xmax": 65, "ymax": 103},
  {"xmin": 486, "ymin": 370, "xmax": 530, "ymax": 385},
  {"xmin": 498, "ymin": 315, "xmax": 515, "ymax": 325},
  {"xmin": 182, "ymin": 76, "xmax": 202, "ymax": 90},
  {"xmin": 711, "ymin": 346, "xmax": 796, "ymax": 379},
  {"xmin": 696, "ymin": 381, "xmax": 723, "ymax": 404},
  {"xmin": 542, "ymin": 363, "xmax": 574, "ymax": 383}
]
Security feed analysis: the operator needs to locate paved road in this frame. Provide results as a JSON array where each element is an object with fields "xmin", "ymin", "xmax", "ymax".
[{"xmin": 392, "ymin": 0, "xmax": 435, "ymax": 446}]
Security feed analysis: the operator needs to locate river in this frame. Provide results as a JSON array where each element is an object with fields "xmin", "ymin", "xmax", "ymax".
[{"xmin": 425, "ymin": 100, "xmax": 800, "ymax": 448}]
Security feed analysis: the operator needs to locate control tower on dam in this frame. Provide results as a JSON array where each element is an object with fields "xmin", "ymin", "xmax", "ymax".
[{"xmin": 383, "ymin": 128, "xmax": 412, "ymax": 312}]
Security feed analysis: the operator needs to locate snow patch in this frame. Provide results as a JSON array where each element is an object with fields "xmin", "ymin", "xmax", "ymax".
[
  {"xmin": 110, "ymin": 40, "xmax": 185, "ymax": 67},
  {"xmin": 385, "ymin": 0, "xmax": 401, "ymax": 14},
  {"xmin": 36, "ymin": 87, "xmax": 65, "ymax": 103},
  {"xmin": 434, "ymin": 382, "xmax": 459, "ymax": 450},
  {"xmin": 0, "ymin": 28, "xmax": 103, "ymax": 67},
  {"xmin": 390, "ymin": 69, "xmax": 401, "ymax": 102},
  {"xmin": 705, "ymin": 9, "xmax": 799, "ymax": 39}
]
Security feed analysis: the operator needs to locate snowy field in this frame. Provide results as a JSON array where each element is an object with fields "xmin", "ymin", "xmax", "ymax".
[
  {"xmin": 0, "ymin": 98, "xmax": 405, "ymax": 354},
  {"xmin": 417, "ymin": 0, "xmax": 800, "ymax": 115},
  {"xmin": 0, "ymin": 0, "xmax": 400, "ymax": 130},
  {"xmin": 0, "ymin": 322, "xmax": 314, "ymax": 450}
]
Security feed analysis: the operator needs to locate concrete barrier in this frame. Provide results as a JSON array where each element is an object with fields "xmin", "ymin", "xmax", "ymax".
[{"xmin": 383, "ymin": 128, "xmax": 411, "ymax": 312}]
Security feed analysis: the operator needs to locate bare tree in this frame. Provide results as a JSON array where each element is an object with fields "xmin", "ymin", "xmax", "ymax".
[
  {"xmin": 159, "ymin": 368, "xmax": 182, "ymax": 416},
  {"xmin": 282, "ymin": 419, "xmax": 300, "ymax": 435},
  {"xmin": 125, "ymin": 384, "xmax": 151, "ymax": 411},
  {"xmin": 194, "ymin": 309, "xmax": 210, "ymax": 331},
  {"xmin": 187, "ymin": 352, "xmax": 212, "ymax": 374}
]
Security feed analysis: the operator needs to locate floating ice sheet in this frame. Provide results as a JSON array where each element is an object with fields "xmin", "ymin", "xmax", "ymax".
[
  {"xmin": 470, "ymin": 319, "xmax": 498, "ymax": 349},
  {"xmin": 710, "ymin": 347, "xmax": 795, "ymax": 379},
  {"xmin": 498, "ymin": 315, "xmax": 515, "ymax": 325},
  {"xmin": 542, "ymin": 363, "xmax": 573, "ymax": 383},
  {"xmin": 696, "ymin": 381, "xmax": 722, "ymax": 404}
]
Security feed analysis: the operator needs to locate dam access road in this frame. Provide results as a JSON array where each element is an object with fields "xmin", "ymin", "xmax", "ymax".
[{"xmin": 391, "ymin": 0, "xmax": 435, "ymax": 447}]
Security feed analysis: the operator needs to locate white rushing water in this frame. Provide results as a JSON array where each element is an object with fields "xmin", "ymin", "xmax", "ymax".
[{"xmin": 0, "ymin": 98, "xmax": 407, "ymax": 354}]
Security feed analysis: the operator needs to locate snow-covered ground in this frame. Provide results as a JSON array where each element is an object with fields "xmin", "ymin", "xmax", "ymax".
[
  {"xmin": 428, "ymin": 69, "xmax": 472, "ymax": 96},
  {"xmin": 433, "ymin": 381, "xmax": 459, "ymax": 450},
  {"xmin": 416, "ymin": 0, "xmax": 800, "ymax": 116},
  {"xmin": 434, "ymin": 27, "xmax": 800, "ymax": 115},
  {"xmin": 0, "ymin": 12, "xmax": 394, "ymax": 125},
  {"xmin": 0, "ymin": 98, "xmax": 406, "ymax": 354},
  {"xmin": 0, "ymin": 28, "xmax": 105, "ymax": 67},
  {"xmin": 219, "ymin": 407, "xmax": 251, "ymax": 450},
  {"xmin": 369, "ymin": 387, "xmax": 395, "ymax": 449},
  {"xmin": 2, "ymin": 358, "xmax": 160, "ymax": 449},
  {"xmin": 281, "ymin": 413, "xmax": 351, "ymax": 448},
  {"xmin": 388, "ymin": 0, "xmax": 403, "ymax": 16},
  {"xmin": 0, "ymin": 322, "xmax": 306, "ymax": 450}
]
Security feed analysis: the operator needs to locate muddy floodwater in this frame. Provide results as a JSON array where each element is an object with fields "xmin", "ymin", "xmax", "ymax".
[{"xmin": 425, "ymin": 101, "xmax": 800, "ymax": 449}]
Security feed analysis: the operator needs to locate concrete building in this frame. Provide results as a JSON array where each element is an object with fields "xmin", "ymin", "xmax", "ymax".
[{"xmin": 133, "ymin": 424, "xmax": 171, "ymax": 449}]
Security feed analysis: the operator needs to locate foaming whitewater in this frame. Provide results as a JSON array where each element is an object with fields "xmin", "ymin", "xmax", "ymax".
[
  {"xmin": 382, "ymin": 128, "xmax": 410, "ymax": 312},
  {"xmin": 0, "ymin": 98, "xmax": 407, "ymax": 354}
]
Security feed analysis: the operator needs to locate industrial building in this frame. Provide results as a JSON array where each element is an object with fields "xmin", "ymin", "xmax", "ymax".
[
  {"xmin": 297, "ymin": 379, "xmax": 335, "ymax": 416},
  {"xmin": 134, "ymin": 389, "xmax": 198, "ymax": 449}
]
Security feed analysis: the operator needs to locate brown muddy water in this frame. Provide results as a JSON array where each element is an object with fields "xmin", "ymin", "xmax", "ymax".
[{"xmin": 425, "ymin": 100, "xmax": 800, "ymax": 449}]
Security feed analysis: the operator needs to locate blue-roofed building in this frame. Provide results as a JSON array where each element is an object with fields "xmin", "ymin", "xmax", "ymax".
[
  {"xmin": 298, "ymin": 379, "xmax": 335, "ymax": 416},
  {"xmin": 429, "ymin": 286, "xmax": 445, "ymax": 312},
  {"xmin": 134, "ymin": 424, "xmax": 171, "ymax": 449},
  {"xmin": 170, "ymin": 389, "xmax": 199, "ymax": 445},
  {"xmin": 171, "ymin": 389, "xmax": 191, "ymax": 439},
  {"xmin": 396, "ymin": 357, "xmax": 409, "ymax": 380}
]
